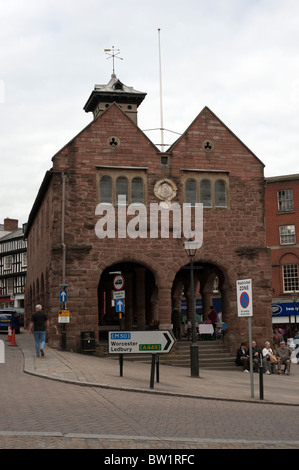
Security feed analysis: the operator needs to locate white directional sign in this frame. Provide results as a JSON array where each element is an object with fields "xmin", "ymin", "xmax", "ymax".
[
  {"xmin": 236, "ymin": 278, "xmax": 253, "ymax": 317},
  {"xmin": 108, "ymin": 330, "xmax": 175, "ymax": 354},
  {"xmin": 113, "ymin": 290, "xmax": 125, "ymax": 300}
]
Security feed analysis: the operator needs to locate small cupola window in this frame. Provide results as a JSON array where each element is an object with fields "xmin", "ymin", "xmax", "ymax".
[{"xmin": 114, "ymin": 80, "xmax": 124, "ymax": 90}]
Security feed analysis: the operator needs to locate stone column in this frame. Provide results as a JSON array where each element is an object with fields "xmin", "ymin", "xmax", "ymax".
[
  {"xmin": 135, "ymin": 266, "xmax": 146, "ymax": 329},
  {"xmin": 125, "ymin": 273, "xmax": 133, "ymax": 330}
]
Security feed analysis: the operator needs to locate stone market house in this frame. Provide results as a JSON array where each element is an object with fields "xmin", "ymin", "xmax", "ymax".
[{"xmin": 24, "ymin": 73, "xmax": 273, "ymax": 354}]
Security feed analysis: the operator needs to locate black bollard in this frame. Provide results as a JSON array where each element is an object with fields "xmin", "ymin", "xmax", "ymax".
[{"xmin": 258, "ymin": 364, "xmax": 264, "ymax": 400}]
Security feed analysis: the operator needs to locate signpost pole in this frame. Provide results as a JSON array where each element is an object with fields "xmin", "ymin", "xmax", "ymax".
[
  {"xmin": 236, "ymin": 278, "xmax": 254, "ymax": 398},
  {"xmin": 248, "ymin": 316, "xmax": 254, "ymax": 398},
  {"xmin": 150, "ymin": 354, "xmax": 156, "ymax": 389},
  {"xmin": 119, "ymin": 355, "xmax": 123, "ymax": 377},
  {"xmin": 156, "ymin": 354, "xmax": 160, "ymax": 383},
  {"xmin": 59, "ymin": 286, "xmax": 68, "ymax": 352}
]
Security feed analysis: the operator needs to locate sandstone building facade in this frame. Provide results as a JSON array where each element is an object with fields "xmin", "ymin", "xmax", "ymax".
[{"xmin": 24, "ymin": 73, "xmax": 273, "ymax": 354}]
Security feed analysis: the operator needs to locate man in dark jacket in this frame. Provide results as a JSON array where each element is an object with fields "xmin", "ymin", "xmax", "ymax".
[
  {"xmin": 29, "ymin": 304, "xmax": 49, "ymax": 357},
  {"xmin": 235, "ymin": 342, "xmax": 250, "ymax": 372}
]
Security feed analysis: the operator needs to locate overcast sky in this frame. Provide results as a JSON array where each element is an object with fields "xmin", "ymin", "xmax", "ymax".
[{"xmin": 1, "ymin": 0, "xmax": 299, "ymax": 226}]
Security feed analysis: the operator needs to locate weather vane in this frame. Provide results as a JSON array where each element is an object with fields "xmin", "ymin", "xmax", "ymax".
[{"xmin": 104, "ymin": 46, "xmax": 123, "ymax": 74}]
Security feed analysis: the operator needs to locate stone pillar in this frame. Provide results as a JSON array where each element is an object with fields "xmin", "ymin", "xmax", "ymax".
[
  {"xmin": 125, "ymin": 273, "xmax": 133, "ymax": 330},
  {"xmin": 135, "ymin": 266, "xmax": 146, "ymax": 329},
  {"xmin": 158, "ymin": 285, "xmax": 172, "ymax": 329}
]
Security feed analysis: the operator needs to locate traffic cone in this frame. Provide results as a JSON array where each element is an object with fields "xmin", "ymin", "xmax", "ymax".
[
  {"xmin": 10, "ymin": 328, "xmax": 16, "ymax": 346},
  {"xmin": 7, "ymin": 323, "xmax": 12, "ymax": 341}
]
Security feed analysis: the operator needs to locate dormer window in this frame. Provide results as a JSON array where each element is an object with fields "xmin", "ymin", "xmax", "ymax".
[{"xmin": 114, "ymin": 80, "xmax": 124, "ymax": 91}]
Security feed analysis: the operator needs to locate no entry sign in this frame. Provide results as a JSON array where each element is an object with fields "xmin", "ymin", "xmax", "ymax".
[
  {"xmin": 113, "ymin": 274, "xmax": 125, "ymax": 291},
  {"xmin": 236, "ymin": 279, "xmax": 253, "ymax": 317}
]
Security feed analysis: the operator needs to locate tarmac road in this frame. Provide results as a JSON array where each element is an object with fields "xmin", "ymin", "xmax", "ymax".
[{"xmin": 0, "ymin": 330, "xmax": 299, "ymax": 451}]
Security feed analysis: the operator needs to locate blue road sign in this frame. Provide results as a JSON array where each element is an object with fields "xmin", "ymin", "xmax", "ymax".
[
  {"xmin": 115, "ymin": 298, "xmax": 125, "ymax": 313},
  {"xmin": 60, "ymin": 290, "xmax": 68, "ymax": 302}
]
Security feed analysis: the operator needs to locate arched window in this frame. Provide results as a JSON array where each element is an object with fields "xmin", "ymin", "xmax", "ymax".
[
  {"xmin": 100, "ymin": 175, "xmax": 112, "ymax": 204},
  {"xmin": 215, "ymin": 179, "xmax": 227, "ymax": 207},
  {"xmin": 185, "ymin": 179, "xmax": 197, "ymax": 206},
  {"xmin": 132, "ymin": 177, "xmax": 144, "ymax": 204},
  {"xmin": 116, "ymin": 176, "xmax": 128, "ymax": 205},
  {"xmin": 200, "ymin": 179, "xmax": 212, "ymax": 207}
]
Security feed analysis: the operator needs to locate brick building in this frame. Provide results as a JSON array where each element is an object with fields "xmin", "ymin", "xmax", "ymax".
[
  {"xmin": 24, "ymin": 73, "xmax": 273, "ymax": 354},
  {"xmin": 265, "ymin": 174, "xmax": 299, "ymax": 336}
]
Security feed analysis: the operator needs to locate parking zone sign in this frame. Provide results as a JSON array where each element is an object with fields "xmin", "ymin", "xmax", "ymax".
[{"xmin": 236, "ymin": 279, "xmax": 253, "ymax": 317}]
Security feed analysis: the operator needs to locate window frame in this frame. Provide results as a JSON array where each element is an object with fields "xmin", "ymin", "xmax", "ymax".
[
  {"xmin": 282, "ymin": 263, "xmax": 299, "ymax": 293},
  {"xmin": 98, "ymin": 169, "xmax": 147, "ymax": 206},
  {"xmin": 279, "ymin": 225, "xmax": 296, "ymax": 245},
  {"xmin": 277, "ymin": 189, "xmax": 294, "ymax": 212},
  {"xmin": 182, "ymin": 172, "xmax": 229, "ymax": 209}
]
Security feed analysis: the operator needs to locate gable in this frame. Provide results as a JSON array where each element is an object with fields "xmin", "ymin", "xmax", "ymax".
[
  {"xmin": 169, "ymin": 106, "xmax": 264, "ymax": 177},
  {"xmin": 52, "ymin": 103, "xmax": 159, "ymax": 172}
]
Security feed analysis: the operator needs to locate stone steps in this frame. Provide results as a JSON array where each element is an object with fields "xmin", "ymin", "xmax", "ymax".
[{"xmin": 96, "ymin": 339, "xmax": 236, "ymax": 370}]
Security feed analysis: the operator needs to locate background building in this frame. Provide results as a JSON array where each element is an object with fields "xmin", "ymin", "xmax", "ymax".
[
  {"xmin": 24, "ymin": 73, "xmax": 273, "ymax": 354},
  {"xmin": 0, "ymin": 218, "xmax": 27, "ymax": 308},
  {"xmin": 265, "ymin": 174, "xmax": 299, "ymax": 336}
]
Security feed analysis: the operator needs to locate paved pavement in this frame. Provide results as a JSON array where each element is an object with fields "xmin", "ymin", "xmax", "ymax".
[{"xmin": 13, "ymin": 330, "xmax": 299, "ymax": 406}]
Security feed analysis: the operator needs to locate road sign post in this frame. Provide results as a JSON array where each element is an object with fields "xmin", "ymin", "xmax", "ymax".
[
  {"xmin": 108, "ymin": 330, "xmax": 175, "ymax": 388},
  {"xmin": 59, "ymin": 287, "xmax": 68, "ymax": 351},
  {"xmin": 236, "ymin": 278, "xmax": 254, "ymax": 398}
]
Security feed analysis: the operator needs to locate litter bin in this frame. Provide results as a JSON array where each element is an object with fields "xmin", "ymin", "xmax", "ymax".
[{"xmin": 81, "ymin": 331, "xmax": 96, "ymax": 355}]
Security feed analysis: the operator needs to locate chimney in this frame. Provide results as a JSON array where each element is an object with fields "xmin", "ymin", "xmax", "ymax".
[{"xmin": 4, "ymin": 218, "xmax": 18, "ymax": 231}]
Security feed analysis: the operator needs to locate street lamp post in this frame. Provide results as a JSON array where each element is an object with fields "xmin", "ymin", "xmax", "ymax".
[
  {"xmin": 184, "ymin": 239, "xmax": 199, "ymax": 377},
  {"xmin": 292, "ymin": 291, "xmax": 298, "ymax": 334}
]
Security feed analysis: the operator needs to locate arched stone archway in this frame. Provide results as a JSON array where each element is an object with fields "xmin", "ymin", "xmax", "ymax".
[
  {"xmin": 172, "ymin": 261, "xmax": 228, "ymax": 334},
  {"xmin": 98, "ymin": 261, "xmax": 158, "ymax": 334}
]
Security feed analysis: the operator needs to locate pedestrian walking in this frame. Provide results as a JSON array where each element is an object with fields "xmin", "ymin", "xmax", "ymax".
[{"xmin": 29, "ymin": 305, "xmax": 49, "ymax": 357}]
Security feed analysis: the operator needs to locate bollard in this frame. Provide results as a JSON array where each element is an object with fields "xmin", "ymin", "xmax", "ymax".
[{"xmin": 258, "ymin": 364, "xmax": 264, "ymax": 400}]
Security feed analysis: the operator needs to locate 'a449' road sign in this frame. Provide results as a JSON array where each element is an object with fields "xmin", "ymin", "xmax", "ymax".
[{"xmin": 108, "ymin": 330, "xmax": 175, "ymax": 355}]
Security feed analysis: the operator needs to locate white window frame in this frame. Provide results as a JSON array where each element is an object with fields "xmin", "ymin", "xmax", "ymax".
[
  {"xmin": 282, "ymin": 264, "xmax": 299, "ymax": 292},
  {"xmin": 279, "ymin": 225, "xmax": 296, "ymax": 245}
]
